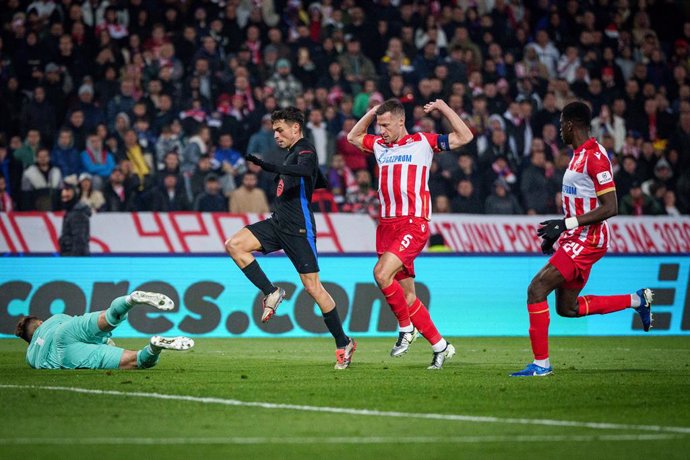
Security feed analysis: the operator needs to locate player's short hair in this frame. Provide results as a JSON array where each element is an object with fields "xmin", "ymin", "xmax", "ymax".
[
  {"xmin": 15, "ymin": 315, "xmax": 40, "ymax": 343},
  {"xmin": 562, "ymin": 101, "xmax": 592, "ymax": 128},
  {"xmin": 271, "ymin": 107, "xmax": 305, "ymax": 131},
  {"xmin": 376, "ymin": 99, "xmax": 405, "ymax": 118}
]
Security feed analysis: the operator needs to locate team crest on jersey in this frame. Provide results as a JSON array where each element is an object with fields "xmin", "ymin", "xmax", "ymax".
[{"xmin": 277, "ymin": 179, "xmax": 284, "ymax": 197}]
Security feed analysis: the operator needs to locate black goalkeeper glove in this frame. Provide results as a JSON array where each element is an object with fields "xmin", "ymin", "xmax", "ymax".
[
  {"xmin": 246, "ymin": 154, "xmax": 277, "ymax": 173},
  {"xmin": 537, "ymin": 219, "xmax": 566, "ymax": 241},
  {"xmin": 540, "ymin": 236, "xmax": 557, "ymax": 255}
]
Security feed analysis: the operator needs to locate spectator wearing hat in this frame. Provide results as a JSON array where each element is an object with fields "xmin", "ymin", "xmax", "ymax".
[
  {"xmin": 193, "ymin": 173, "xmax": 226, "ymax": 212},
  {"xmin": 485, "ymin": 178, "xmax": 523, "ymax": 215},
  {"xmin": 58, "ymin": 182, "xmax": 91, "ymax": 256},
  {"xmin": 619, "ymin": 180, "xmax": 663, "ymax": 215},
  {"xmin": 74, "ymin": 84, "xmax": 106, "ymax": 132},
  {"xmin": 21, "ymin": 147, "xmax": 62, "ymax": 211},
  {"xmin": 51, "ymin": 128, "xmax": 82, "ymax": 180},
  {"xmin": 266, "ymin": 58, "xmax": 303, "ymax": 108},
  {"xmin": 78, "ymin": 172, "xmax": 105, "ymax": 212},
  {"xmin": 642, "ymin": 157, "xmax": 675, "ymax": 196}
]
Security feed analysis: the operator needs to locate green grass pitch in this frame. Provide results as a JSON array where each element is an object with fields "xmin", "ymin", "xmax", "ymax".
[{"xmin": 1, "ymin": 337, "xmax": 689, "ymax": 459}]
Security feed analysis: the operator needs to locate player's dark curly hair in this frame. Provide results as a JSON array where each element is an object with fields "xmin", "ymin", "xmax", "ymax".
[
  {"xmin": 562, "ymin": 101, "xmax": 592, "ymax": 128},
  {"xmin": 15, "ymin": 315, "xmax": 40, "ymax": 343},
  {"xmin": 271, "ymin": 107, "xmax": 304, "ymax": 131}
]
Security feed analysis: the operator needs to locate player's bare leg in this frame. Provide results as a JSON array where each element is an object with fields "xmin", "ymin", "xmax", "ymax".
[
  {"xmin": 399, "ymin": 277, "xmax": 454, "ymax": 369},
  {"xmin": 225, "ymin": 228, "xmax": 285, "ymax": 322},
  {"xmin": 300, "ymin": 272, "xmax": 356, "ymax": 369}
]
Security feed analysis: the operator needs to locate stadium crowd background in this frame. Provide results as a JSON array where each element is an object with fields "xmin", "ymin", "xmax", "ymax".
[{"xmin": 0, "ymin": 0, "xmax": 689, "ymax": 219}]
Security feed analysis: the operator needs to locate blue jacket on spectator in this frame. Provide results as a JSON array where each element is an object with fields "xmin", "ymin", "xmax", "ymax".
[
  {"xmin": 81, "ymin": 148, "xmax": 116, "ymax": 179},
  {"xmin": 51, "ymin": 145, "xmax": 82, "ymax": 178}
]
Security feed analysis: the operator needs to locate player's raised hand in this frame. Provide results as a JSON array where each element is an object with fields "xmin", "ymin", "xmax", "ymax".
[
  {"xmin": 245, "ymin": 154, "xmax": 264, "ymax": 167},
  {"xmin": 423, "ymin": 99, "xmax": 448, "ymax": 113},
  {"xmin": 537, "ymin": 219, "xmax": 566, "ymax": 240}
]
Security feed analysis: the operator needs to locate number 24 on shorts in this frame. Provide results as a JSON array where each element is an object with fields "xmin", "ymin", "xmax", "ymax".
[{"xmin": 561, "ymin": 241, "xmax": 584, "ymax": 257}]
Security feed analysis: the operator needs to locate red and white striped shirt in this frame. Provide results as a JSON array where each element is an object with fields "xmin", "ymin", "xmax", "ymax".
[
  {"xmin": 362, "ymin": 132, "xmax": 443, "ymax": 220},
  {"xmin": 561, "ymin": 138, "xmax": 616, "ymax": 248}
]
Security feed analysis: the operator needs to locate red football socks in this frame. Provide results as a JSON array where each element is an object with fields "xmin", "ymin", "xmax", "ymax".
[
  {"xmin": 577, "ymin": 295, "xmax": 632, "ymax": 316},
  {"xmin": 381, "ymin": 281, "xmax": 412, "ymax": 328},
  {"xmin": 528, "ymin": 301, "xmax": 550, "ymax": 360},
  {"xmin": 409, "ymin": 298, "xmax": 442, "ymax": 345}
]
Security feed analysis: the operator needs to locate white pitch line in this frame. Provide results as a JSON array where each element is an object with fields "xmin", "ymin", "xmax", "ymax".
[
  {"xmin": 0, "ymin": 434, "xmax": 682, "ymax": 445},
  {"xmin": 2, "ymin": 384, "xmax": 690, "ymax": 435}
]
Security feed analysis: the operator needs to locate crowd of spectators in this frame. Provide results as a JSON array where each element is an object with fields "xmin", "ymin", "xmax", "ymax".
[{"xmin": 0, "ymin": 0, "xmax": 689, "ymax": 218}]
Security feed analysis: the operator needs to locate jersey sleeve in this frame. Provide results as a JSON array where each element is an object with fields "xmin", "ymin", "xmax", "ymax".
[
  {"xmin": 420, "ymin": 132, "xmax": 444, "ymax": 153},
  {"xmin": 296, "ymin": 147, "xmax": 318, "ymax": 172},
  {"xmin": 587, "ymin": 151, "xmax": 616, "ymax": 196},
  {"xmin": 362, "ymin": 134, "xmax": 380, "ymax": 152}
]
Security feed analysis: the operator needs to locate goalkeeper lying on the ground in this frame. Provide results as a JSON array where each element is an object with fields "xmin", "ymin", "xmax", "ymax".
[{"xmin": 15, "ymin": 291, "xmax": 194, "ymax": 369}]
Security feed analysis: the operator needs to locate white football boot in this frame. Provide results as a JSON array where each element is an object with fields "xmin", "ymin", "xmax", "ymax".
[
  {"xmin": 150, "ymin": 336, "xmax": 195, "ymax": 351},
  {"xmin": 129, "ymin": 291, "xmax": 175, "ymax": 311}
]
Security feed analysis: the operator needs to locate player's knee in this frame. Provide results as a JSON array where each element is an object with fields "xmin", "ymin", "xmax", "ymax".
[
  {"xmin": 404, "ymin": 291, "xmax": 416, "ymax": 306},
  {"xmin": 224, "ymin": 236, "xmax": 243, "ymax": 257},
  {"xmin": 302, "ymin": 279, "xmax": 321, "ymax": 298},
  {"xmin": 373, "ymin": 264, "xmax": 391, "ymax": 287},
  {"xmin": 555, "ymin": 300, "xmax": 579, "ymax": 318},
  {"xmin": 527, "ymin": 281, "xmax": 545, "ymax": 303}
]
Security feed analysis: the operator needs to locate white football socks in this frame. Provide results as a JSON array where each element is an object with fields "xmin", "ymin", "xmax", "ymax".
[
  {"xmin": 630, "ymin": 293, "xmax": 641, "ymax": 308},
  {"xmin": 534, "ymin": 358, "xmax": 551, "ymax": 368},
  {"xmin": 432, "ymin": 338, "xmax": 448, "ymax": 353}
]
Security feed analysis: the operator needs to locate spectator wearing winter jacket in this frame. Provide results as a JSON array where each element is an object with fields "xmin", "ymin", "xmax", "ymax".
[
  {"xmin": 58, "ymin": 183, "xmax": 91, "ymax": 256},
  {"xmin": 51, "ymin": 129, "xmax": 82, "ymax": 180}
]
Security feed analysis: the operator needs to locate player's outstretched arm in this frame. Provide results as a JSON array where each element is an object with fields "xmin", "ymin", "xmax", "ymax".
[
  {"xmin": 347, "ymin": 105, "xmax": 380, "ymax": 151},
  {"xmin": 423, "ymin": 99, "xmax": 474, "ymax": 150},
  {"xmin": 246, "ymin": 153, "xmax": 312, "ymax": 178}
]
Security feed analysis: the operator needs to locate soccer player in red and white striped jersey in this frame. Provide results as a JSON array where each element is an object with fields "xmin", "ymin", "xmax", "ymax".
[
  {"xmin": 348, "ymin": 98, "xmax": 474, "ymax": 369},
  {"xmin": 511, "ymin": 101, "xmax": 653, "ymax": 377}
]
